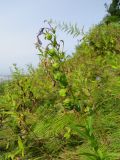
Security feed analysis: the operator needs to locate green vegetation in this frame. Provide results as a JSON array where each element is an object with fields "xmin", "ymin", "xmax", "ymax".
[
  {"xmin": 108, "ymin": 0, "xmax": 120, "ymax": 16},
  {"xmin": 104, "ymin": 0, "xmax": 120, "ymax": 24},
  {"xmin": 0, "ymin": 16, "xmax": 120, "ymax": 160}
]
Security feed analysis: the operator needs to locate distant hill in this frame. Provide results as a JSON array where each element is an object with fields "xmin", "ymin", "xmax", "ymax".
[{"xmin": 0, "ymin": 75, "xmax": 11, "ymax": 82}]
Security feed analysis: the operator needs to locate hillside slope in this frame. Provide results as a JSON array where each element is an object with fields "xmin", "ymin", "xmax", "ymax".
[{"xmin": 0, "ymin": 23, "xmax": 120, "ymax": 160}]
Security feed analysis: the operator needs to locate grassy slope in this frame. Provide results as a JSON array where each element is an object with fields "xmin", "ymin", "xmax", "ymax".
[{"xmin": 0, "ymin": 23, "xmax": 120, "ymax": 160}]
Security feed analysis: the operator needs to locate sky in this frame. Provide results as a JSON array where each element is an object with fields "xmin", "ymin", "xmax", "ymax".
[{"xmin": 0, "ymin": 0, "xmax": 111, "ymax": 75}]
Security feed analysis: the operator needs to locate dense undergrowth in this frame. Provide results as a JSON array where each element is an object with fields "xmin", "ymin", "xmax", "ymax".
[{"xmin": 0, "ymin": 23, "xmax": 120, "ymax": 160}]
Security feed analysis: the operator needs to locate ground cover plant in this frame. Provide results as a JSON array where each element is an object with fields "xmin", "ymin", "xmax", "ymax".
[{"xmin": 0, "ymin": 19, "xmax": 120, "ymax": 159}]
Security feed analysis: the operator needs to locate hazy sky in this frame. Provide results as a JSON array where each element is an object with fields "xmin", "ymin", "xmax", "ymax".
[{"xmin": 0, "ymin": 0, "xmax": 111, "ymax": 75}]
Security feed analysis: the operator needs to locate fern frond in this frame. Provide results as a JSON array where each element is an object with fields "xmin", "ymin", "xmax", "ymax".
[
  {"xmin": 58, "ymin": 22, "xmax": 82, "ymax": 37},
  {"xmin": 48, "ymin": 19, "xmax": 83, "ymax": 37}
]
